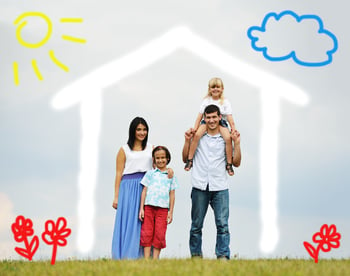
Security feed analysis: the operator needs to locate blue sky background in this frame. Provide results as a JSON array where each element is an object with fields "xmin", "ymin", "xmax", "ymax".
[{"xmin": 1, "ymin": 0, "xmax": 349, "ymax": 260}]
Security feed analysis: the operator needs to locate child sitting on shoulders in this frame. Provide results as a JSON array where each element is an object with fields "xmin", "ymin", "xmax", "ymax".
[{"xmin": 184, "ymin": 77, "xmax": 236, "ymax": 175}]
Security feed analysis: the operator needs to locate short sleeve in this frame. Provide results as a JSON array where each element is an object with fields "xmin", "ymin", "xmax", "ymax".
[
  {"xmin": 199, "ymin": 98, "xmax": 209, "ymax": 114},
  {"xmin": 141, "ymin": 170, "xmax": 153, "ymax": 187},
  {"xmin": 222, "ymin": 99, "xmax": 232, "ymax": 115},
  {"xmin": 170, "ymin": 175, "xmax": 178, "ymax": 190}
]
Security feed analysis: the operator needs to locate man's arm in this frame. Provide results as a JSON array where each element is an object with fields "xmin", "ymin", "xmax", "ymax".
[
  {"xmin": 182, "ymin": 128, "xmax": 194, "ymax": 163},
  {"xmin": 231, "ymin": 130, "xmax": 241, "ymax": 167}
]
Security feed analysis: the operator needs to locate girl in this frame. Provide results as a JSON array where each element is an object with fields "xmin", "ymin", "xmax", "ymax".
[
  {"xmin": 139, "ymin": 146, "xmax": 178, "ymax": 259},
  {"xmin": 184, "ymin": 77, "xmax": 236, "ymax": 175}
]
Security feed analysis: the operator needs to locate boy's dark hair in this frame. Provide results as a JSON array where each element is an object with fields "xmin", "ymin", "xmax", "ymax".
[
  {"xmin": 152, "ymin": 146, "xmax": 171, "ymax": 165},
  {"xmin": 204, "ymin": 104, "xmax": 221, "ymax": 116},
  {"xmin": 127, "ymin": 117, "xmax": 149, "ymax": 150}
]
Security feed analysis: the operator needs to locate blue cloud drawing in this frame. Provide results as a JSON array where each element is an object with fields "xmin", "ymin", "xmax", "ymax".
[{"xmin": 247, "ymin": 10, "xmax": 338, "ymax": 67}]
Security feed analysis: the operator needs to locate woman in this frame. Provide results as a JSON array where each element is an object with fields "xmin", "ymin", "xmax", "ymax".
[{"xmin": 112, "ymin": 117, "xmax": 152, "ymax": 259}]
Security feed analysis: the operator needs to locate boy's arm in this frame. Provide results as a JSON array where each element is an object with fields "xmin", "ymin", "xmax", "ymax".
[
  {"xmin": 167, "ymin": 190, "xmax": 175, "ymax": 224},
  {"xmin": 139, "ymin": 186, "xmax": 147, "ymax": 221}
]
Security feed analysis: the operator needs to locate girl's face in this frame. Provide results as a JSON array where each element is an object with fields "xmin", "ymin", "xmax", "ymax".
[
  {"xmin": 135, "ymin": 123, "xmax": 147, "ymax": 142},
  {"xmin": 153, "ymin": 150, "xmax": 168, "ymax": 171},
  {"xmin": 209, "ymin": 82, "xmax": 223, "ymax": 100}
]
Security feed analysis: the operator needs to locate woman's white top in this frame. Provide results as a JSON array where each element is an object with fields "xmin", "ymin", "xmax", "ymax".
[
  {"xmin": 122, "ymin": 143, "xmax": 153, "ymax": 175},
  {"xmin": 199, "ymin": 97, "xmax": 232, "ymax": 120}
]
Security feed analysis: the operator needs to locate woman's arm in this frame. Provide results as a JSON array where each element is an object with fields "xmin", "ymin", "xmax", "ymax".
[{"xmin": 112, "ymin": 147, "xmax": 126, "ymax": 209}]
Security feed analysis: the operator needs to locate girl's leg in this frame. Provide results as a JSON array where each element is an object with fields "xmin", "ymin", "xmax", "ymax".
[
  {"xmin": 220, "ymin": 126, "xmax": 234, "ymax": 176},
  {"xmin": 153, "ymin": 248, "xmax": 161, "ymax": 259},
  {"xmin": 185, "ymin": 124, "xmax": 207, "ymax": 171},
  {"xmin": 144, "ymin": 246, "xmax": 151, "ymax": 259}
]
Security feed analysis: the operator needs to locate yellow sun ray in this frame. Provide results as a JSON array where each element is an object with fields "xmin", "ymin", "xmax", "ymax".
[
  {"xmin": 13, "ymin": 62, "xmax": 19, "ymax": 85},
  {"xmin": 60, "ymin": 18, "xmax": 83, "ymax": 23},
  {"xmin": 49, "ymin": 50, "xmax": 69, "ymax": 72},
  {"xmin": 61, "ymin": 35, "xmax": 87, "ymax": 44},
  {"xmin": 32, "ymin": 60, "xmax": 43, "ymax": 80}
]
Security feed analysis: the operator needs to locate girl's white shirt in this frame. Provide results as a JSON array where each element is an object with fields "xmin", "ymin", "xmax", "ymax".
[
  {"xmin": 199, "ymin": 97, "xmax": 232, "ymax": 120},
  {"xmin": 122, "ymin": 143, "xmax": 153, "ymax": 175}
]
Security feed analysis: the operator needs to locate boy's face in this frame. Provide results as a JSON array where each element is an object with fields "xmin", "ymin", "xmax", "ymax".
[
  {"xmin": 204, "ymin": 111, "xmax": 221, "ymax": 131},
  {"xmin": 153, "ymin": 150, "xmax": 168, "ymax": 171}
]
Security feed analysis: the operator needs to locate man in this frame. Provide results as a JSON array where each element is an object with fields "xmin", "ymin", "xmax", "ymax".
[{"xmin": 182, "ymin": 104, "xmax": 241, "ymax": 259}]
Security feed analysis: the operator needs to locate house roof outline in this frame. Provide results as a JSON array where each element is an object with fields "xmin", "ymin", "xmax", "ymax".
[
  {"xmin": 52, "ymin": 26, "xmax": 308, "ymax": 109},
  {"xmin": 50, "ymin": 26, "xmax": 310, "ymax": 255}
]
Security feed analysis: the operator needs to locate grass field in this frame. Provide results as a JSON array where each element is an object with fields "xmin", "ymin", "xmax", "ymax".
[{"xmin": 1, "ymin": 258, "xmax": 350, "ymax": 276}]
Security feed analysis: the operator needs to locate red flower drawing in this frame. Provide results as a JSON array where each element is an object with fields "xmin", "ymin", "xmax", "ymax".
[
  {"xmin": 11, "ymin": 215, "xmax": 39, "ymax": 260},
  {"xmin": 42, "ymin": 217, "xmax": 71, "ymax": 265},
  {"xmin": 303, "ymin": 224, "xmax": 341, "ymax": 263}
]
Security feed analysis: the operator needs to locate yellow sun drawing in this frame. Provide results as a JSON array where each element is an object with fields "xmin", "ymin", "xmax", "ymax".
[{"xmin": 13, "ymin": 12, "xmax": 86, "ymax": 85}]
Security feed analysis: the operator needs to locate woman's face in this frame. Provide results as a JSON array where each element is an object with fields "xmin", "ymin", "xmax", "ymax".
[{"xmin": 135, "ymin": 123, "xmax": 148, "ymax": 141}]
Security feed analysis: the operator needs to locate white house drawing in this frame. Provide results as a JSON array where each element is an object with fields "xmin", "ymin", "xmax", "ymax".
[{"xmin": 51, "ymin": 26, "xmax": 309, "ymax": 255}]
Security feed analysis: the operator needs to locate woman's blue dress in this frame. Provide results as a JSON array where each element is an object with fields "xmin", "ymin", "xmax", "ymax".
[{"xmin": 112, "ymin": 172, "xmax": 145, "ymax": 259}]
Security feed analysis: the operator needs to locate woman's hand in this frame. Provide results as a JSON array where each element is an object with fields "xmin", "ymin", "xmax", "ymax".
[
  {"xmin": 112, "ymin": 198, "xmax": 118, "ymax": 209},
  {"xmin": 167, "ymin": 167, "xmax": 174, "ymax": 179}
]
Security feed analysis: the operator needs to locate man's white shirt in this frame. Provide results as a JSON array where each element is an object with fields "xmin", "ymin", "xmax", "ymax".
[{"xmin": 191, "ymin": 133, "xmax": 228, "ymax": 191}]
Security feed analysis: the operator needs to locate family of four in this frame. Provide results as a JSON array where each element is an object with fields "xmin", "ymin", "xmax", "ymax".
[{"xmin": 112, "ymin": 77, "xmax": 242, "ymax": 260}]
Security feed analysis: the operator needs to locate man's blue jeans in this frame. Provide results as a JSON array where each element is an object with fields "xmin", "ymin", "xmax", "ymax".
[{"xmin": 189, "ymin": 187, "xmax": 230, "ymax": 258}]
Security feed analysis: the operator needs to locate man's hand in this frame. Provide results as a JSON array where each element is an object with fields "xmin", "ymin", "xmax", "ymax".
[
  {"xmin": 184, "ymin": 128, "xmax": 195, "ymax": 141},
  {"xmin": 231, "ymin": 129, "xmax": 241, "ymax": 144},
  {"xmin": 231, "ymin": 129, "xmax": 241, "ymax": 167}
]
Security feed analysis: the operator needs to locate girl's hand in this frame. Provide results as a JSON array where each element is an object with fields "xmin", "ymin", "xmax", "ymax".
[
  {"xmin": 167, "ymin": 168, "xmax": 174, "ymax": 179},
  {"xmin": 112, "ymin": 198, "xmax": 118, "ymax": 209},
  {"xmin": 167, "ymin": 212, "xmax": 173, "ymax": 224},
  {"xmin": 139, "ymin": 209, "xmax": 145, "ymax": 221}
]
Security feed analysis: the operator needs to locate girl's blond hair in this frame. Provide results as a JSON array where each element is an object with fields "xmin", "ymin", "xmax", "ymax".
[{"xmin": 205, "ymin": 77, "xmax": 224, "ymax": 104}]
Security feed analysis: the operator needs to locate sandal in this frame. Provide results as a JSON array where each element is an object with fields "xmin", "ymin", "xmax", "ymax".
[
  {"xmin": 226, "ymin": 163, "xmax": 234, "ymax": 176},
  {"xmin": 184, "ymin": 159, "xmax": 193, "ymax": 171}
]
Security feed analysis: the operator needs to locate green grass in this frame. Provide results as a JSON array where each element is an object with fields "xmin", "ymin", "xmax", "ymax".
[{"xmin": 1, "ymin": 259, "xmax": 350, "ymax": 276}]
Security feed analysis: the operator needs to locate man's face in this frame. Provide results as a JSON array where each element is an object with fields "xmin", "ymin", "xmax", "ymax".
[{"xmin": 204, "ymin": 111, "xmax": 221, "ymax": 130}]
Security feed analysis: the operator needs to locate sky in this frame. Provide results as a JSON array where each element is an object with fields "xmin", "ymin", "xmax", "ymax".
[{"xmin": 0, "ymin": 0, "xmax": 349, "ymax": 261}]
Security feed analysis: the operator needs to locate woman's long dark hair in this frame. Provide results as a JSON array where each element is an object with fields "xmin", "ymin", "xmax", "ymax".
[{"xmin": 127, "ymin": 117, "xmax": 149, "ymax": 150}]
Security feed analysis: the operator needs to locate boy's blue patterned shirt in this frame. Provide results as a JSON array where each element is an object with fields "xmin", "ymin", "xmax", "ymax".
[{"xmin": 141, "ymin": 168, "xmax": 178, "ymax": 208}]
